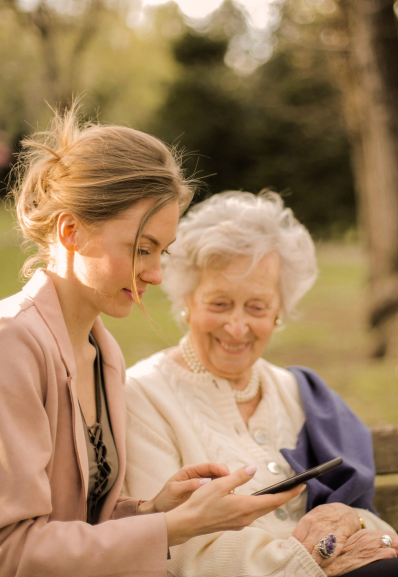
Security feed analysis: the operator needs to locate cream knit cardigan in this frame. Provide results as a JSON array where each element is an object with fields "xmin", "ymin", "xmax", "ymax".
[{"xmin": 123, "ymin": 351, "xmax": 393, "ymax": 577}]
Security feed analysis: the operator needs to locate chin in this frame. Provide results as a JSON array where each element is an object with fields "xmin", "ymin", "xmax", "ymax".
[
  {"xmin": 217, "ymin": 356, "xmax": 253, "ymax": 373},
  {"xmin": 101, "ymin": 303, "xmax": 134, "ymax": 319},
  {"xmin": 213, "ymin": 360, "xmax": 245, "ymax": 375}
]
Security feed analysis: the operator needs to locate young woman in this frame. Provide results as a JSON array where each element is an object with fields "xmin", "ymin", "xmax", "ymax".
[{"xmin": 0, "ymin": 105, "xmax": 302, "ymax": 577}]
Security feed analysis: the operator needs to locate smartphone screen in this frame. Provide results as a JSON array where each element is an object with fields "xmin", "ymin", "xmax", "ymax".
[{"xmin": 251, "ymin": 457, "xmax": 343, "ymax": 495}]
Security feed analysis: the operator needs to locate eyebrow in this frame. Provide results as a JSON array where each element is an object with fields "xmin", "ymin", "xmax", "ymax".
[
  {"xmin": 203, "ymin": 290, "xmax": 275, "ymax": 301},
  {"xmin": 140, "ymin": 234, "xmax": 176, "ymax": 247}
]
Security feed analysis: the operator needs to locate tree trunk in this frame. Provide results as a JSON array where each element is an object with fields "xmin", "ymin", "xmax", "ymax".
[{"xmin": 343, "ymin": 0, "xmax": 398, "ymax": 356}]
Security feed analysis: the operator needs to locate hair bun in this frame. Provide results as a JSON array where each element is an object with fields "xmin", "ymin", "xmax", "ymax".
[{"xmin": 9, "ymin": 99, "xmax": 194, "ymax": 279}]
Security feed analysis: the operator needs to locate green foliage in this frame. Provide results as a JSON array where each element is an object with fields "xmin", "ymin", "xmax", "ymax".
[
  {"xmin": 173, "ymin": 34, "xmax": 228, "ymax": 66},
  {"xmin": 0, "ymin": 0, "xmax": 178, "ymax": 189},
  {"xmin": 0, "ymin": 0, "xmax": 355, "ymax": 236},
  {"xmin": 150, "ymin": 23, "xmax": 355, "ymax": 236}
]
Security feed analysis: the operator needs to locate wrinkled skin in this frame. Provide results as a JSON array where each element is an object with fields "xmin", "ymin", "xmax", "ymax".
[
  {"xmin": 323, "ymin": 530, "xmax": 397, "ymax": 576},
  {"xmin": 293, "ymin": 503, "xmax": 397, "ymax": 575}
]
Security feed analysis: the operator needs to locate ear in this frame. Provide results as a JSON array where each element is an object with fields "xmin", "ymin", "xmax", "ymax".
[{"xmin": 57, "ymin": 212, "xmax": 80, "ymax": 253}]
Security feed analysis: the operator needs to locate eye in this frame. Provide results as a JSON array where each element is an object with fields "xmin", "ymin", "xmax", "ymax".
[
  {"xmin": 138, "ymin": 248, "xmax": 150, "ymax": 256},
  {"xmin": 207, "ymin": 301, "xmax": 231, "ymax": 311},
  {"xmin": 246, "ymin": 302, "xmax": 267, "ymax": 315},
  {"xmin": 161, "ymin": 250, "xmax": 170, "ymax": 256}
]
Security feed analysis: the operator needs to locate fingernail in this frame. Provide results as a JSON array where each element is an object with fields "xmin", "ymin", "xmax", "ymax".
[
  {"xmin": 298, "ymin": 484, "xmax": 306, "ymax": 493},
  {"xmin": 245, "ymin": 465, "xmax": 257, "ymax": 476},
  {"xmin": 199, "ymin": 478, "xmax": 212, "ymax": 485}
]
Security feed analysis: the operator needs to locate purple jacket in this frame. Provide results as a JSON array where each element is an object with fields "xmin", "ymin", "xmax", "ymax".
[{"xmin": 281, "ymin": 366, "xmax": 376, "ymax": 514}]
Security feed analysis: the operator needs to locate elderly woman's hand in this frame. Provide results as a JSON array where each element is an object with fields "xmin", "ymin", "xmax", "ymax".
[
  {"xmin": 293, "ymin": 503, "xmax": 362, "ymax": 560},
  {"xmin": 321, "ymin": 530, "xmax": 398, "ymax": 576},
  {"xmin": 137, "ymin": 462, "xmax": 231, "ymax": 514}
]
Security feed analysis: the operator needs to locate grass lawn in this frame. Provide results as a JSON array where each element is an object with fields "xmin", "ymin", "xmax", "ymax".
[{"xmin": 1, "ymin": 201, "xmax": 397, "ymax": 426}]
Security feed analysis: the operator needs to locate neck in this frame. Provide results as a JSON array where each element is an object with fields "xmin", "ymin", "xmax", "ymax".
[
  {"xmin": 180, "ymin": 334, "xmax": 252, "ymax": 389},
  {"xmin": 46, "ymin": 269, "xmax": 99, "ymax": 349},
  {"xmin": 227, "ymin": 372, "xmax": 252, "ymax": 391}
]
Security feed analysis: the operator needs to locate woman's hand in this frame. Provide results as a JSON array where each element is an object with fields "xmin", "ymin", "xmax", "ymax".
[
  {"xmin": 293, "ymin": 503, "xmax": 362, "ymax": 560},
  {"xmin": 165, "ymin": 465, "xmax": 305, "ymax": 546},
  {"xmin": 321, "ymin": 530, "xmax": 398, "ymax": 576},
  {"xmin": 136, "ymin": 462, "xmax": 231, "ymax": 515}
]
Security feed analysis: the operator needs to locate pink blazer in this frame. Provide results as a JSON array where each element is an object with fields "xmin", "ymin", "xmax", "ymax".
[{"xmin": 0, "ymin": 270, "xmax": 168, "ymax": 577}]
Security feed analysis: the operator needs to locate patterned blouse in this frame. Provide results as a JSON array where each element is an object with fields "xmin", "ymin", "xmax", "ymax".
[{"xmin": 80, "ymin": 333, "xmax": 119, "ymax": 525}]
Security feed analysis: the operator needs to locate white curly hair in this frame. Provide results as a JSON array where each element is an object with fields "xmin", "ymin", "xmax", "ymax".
[{"xmin": 161, "ymin": 191, "xmax": 318, "ymax": 323}]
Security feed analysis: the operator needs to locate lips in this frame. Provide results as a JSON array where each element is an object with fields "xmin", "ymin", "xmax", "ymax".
[
  {"xmin": 216, "ymin": 338, "xmax": 251, "ymax": 354},
  {"xmin": 123, "ymin": 288, "xmax": 146, "ymax": 301},
  {"xmin": 123, "ymin": 288, "xmax": 133, "ymax": 301}
]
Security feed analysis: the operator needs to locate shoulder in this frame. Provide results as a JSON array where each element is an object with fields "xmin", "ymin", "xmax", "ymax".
[
  {"xmin": 259, "ymin": 358, "xmax": 298, "ymax": 386},
  {"xmin": 126, "ymin": 350, "xmax": 169, "ymax": 382},
  {"xmin": 284, "ymin": 365, "xmax": 364, "ymax": 426},
  {"xmin": 257, "ymin": 358, "xmax": 301, "ymax": 402},
  {"xmin": 0, "ymin": 289, "xmax": 35, "ymax": 321},
  {"xmin": 285, "ymin": 365, "xmax": 340, "ymax": 402},
  {"xmin": 0, "ymin": 290, "xmax": 48, "ymax": 356},
  {"xmin": 125, "ymin": 350, "xmax": 178, "ymax": 405},
  {"xmin": 0, "ymin": 294, "xmax": 49, "ymax": 399}
]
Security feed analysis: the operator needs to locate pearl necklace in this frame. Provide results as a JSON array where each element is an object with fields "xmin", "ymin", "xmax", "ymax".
[{"xmin": 180, "ymin": 334, "xmax": 261, "ymax": 403}]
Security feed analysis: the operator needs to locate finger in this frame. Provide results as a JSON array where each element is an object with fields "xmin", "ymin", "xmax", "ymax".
[
  {"xmin": 187, "ymin": 462, "xmax": 231, "ymax": 479},
  {"xmin": 169, "ymin": 478, "xmax": 212, "ymax": 499},
  {"xmin": 324, "ymin": 548, "xmax": 396, "ymax": 576},
  {"xmin": 385, "ymin": 532, "xmax": 398, "ymax": 552},
  {"xmin": 250, "ymin": 484, "xmax": 306, "ymax": 512},
  {"xmin": 303, "ymin": 527, "xmax": 349, "ymax": 559},
  {"xmin": 175, "ymin": 462, "xmax": 231, "ymax": 482},
  {"xmin": 229, "ymin": 484, "xmax": 305, "ymax": 527},
  {"xmin": 209, "ymin": 465, "xmax": 258, "ymax": 494}
]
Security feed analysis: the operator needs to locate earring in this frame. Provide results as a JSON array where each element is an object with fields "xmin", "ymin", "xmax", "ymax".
[
  {"xmin": 180, "ymin": 306, "xmax": 191, "ymax": 324},
  {"xmin": 275, "ymin": 316, "xmax": 282, "ymax": 326}
]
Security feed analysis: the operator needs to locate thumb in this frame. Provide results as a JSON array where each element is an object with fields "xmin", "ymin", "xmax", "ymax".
[{"xmin": 212, "ymin": 465, "xmax": 257, "ymax": 495}]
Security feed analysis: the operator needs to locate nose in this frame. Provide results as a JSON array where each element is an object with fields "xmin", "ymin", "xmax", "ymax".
[
  {"xmin": 139, "ymin": 261, "xmax": 162, "ymax": 286},
  {"xmin": 223, "ymin": 312, "xmax": 249, "ymax": 340}
]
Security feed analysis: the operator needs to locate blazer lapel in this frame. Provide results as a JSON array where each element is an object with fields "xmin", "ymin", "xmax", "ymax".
[{"xmin": 23, "ymin": 270, "xmax": 89, "ymax": 499}]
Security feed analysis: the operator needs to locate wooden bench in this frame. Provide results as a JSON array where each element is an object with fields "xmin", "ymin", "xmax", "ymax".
[{"xmin": 372, "ymin": 426, "xmax": 398, "ymax": 531}]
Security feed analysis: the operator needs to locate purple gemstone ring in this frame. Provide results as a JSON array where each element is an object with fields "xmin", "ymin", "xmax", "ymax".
[{"xmin": 317, "ymin": 533, "xmax": 337, "ymax": 559}]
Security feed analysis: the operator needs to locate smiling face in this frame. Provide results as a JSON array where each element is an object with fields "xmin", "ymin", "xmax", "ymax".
[
  {"xmin": 187, "ymin": 253, "xmax": 282, "ymax": 382},
  {"xmin": 68, "ymin": 199, "xmax": 180, "ymax": 318}
]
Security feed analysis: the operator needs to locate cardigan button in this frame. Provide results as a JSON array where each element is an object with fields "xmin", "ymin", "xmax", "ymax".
[
  {"xmin": 267, "ymin": 462, "xmax": 281, "ymax": 474},
  {"xmin": 274, "ymin": 508, "xmax": 288, "ymax": 521},
  {"xmin": 253, "ymin": 428, "xmax": 267, "ymax": 444}
]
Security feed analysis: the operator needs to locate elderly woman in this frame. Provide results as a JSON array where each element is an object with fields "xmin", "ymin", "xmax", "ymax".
[{"xmin": 123, "ymin": 192, "xmax": 397, "ymax": 577}]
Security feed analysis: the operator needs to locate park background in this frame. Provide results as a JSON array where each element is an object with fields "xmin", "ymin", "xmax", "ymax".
[{"xmin": 1, "ymin": 0, "xmax": 397, "ymax": 425}]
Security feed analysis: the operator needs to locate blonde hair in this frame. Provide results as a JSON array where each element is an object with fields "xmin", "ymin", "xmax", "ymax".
[
  {"xmin": 9, "ymin": 102, "xmax": 194, "ymax": 305},
  {"xmin": 162, "ymin": 191, "xmax": 318, "ymax": 321}
]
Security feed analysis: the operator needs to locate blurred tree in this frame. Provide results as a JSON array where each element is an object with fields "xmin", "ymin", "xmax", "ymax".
[
  {"xmin": 151, "ymin": 0, "xmax": 355, "ymax": 236},
  {"xmin": 340, "ymin": 0, "xmax": 398, "ymax": 356},
  {"xmin": 276, "ymin": 0, "xmax": 398, "ymax": 356},
  {"xmin": 0, "ymin": 0, "xmax": 178, "ymax": 193},
  {"xmin": 2, "ymin": 0, "xmax": 108, "ymax": 107}
]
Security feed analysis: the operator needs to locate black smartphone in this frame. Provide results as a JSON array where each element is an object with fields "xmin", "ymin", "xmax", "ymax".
[{"xmin": 251, "ymin": 457, "xmax": 343, "ymax": 496}]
